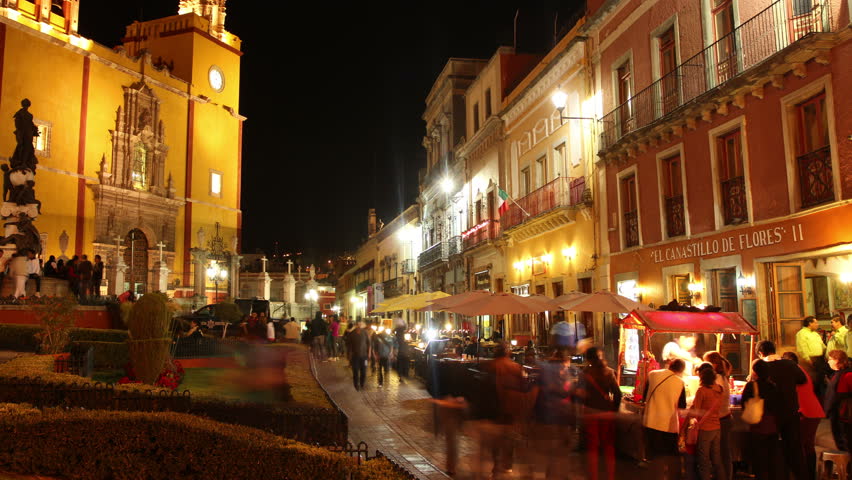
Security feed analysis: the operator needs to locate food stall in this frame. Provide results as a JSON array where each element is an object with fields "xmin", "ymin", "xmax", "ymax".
[{"xmin": 615, "ymin": 309, "xmax": 759, "ymax": 462}]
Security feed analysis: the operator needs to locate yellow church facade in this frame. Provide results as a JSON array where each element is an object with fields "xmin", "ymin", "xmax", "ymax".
[{"xmin": 0, "ymin": 0, "xmax": 243, "ymax": 299}]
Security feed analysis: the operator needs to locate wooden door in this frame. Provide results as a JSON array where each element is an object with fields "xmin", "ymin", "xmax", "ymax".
[
  {"xmin": 671, "ymin": 274, "xmax": 692, "ymax": 305},
  {"xmin": 772, "ymin": 262, "xmax": 806, "ymax": 347}
]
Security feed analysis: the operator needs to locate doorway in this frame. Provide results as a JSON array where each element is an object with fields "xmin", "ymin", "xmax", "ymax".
[
  {"xmin": 710, "ymin": 267, "xmax": 742, "ymax": 371},
  {"xmin": 123, "ymin": 229, "xmax": 149, "ymax": 295}
]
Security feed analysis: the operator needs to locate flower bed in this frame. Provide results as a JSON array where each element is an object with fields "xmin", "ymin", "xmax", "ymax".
[{"xmin": 0, "ymin": 403, "xmax": 406, "ymax": 480}]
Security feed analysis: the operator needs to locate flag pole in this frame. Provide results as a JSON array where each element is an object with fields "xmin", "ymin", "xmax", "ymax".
[{"xmin": 499, "ymin": 185, "xmax": 530, "ymax": 218}]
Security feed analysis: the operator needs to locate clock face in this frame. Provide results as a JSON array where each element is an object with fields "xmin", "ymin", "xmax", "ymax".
[{"xmin": 208, "ymin": 66, "xmax": 225, "ymax": 92}]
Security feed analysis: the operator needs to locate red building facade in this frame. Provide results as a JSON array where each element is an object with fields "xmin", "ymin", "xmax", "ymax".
[{"xmin": 588, "ymin": 0, "xmax": 852, "ymax": 362}]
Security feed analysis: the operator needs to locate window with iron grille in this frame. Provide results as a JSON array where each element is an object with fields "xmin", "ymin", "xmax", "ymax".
[
  {"xmin": 621, "ymin": 175, "xmax": 639, "ymax": 248},
  {"xmin": 795, "ymin": 92, "xmax": 833, "ymax": 208},
  {"xmin": 716, "ymin": 129, "xmax": 748, "ymax": 225},
  {"xmin": 662, "ymin": 155, "xmax": 685, "ymax": 237}
]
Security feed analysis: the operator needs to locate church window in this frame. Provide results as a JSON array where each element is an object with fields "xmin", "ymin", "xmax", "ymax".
[
  {"xmin": 209, "ymin": 170, "xmax": 222, "ymax": 198},
  {"xmin": 51, "ymin": 0, "xmax": 64, "ymax": 16},
  {"xmin": 132, "ymin": 143, "xmax": 148, "ymax": 190}
]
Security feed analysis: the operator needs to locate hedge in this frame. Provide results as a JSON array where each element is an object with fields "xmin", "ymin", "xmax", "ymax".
[
  {"xmin": 68, "ymin": 341, "xmax": 129, "ymax": 368},
  {"xmin": 0, "ymin": 404, "xmax": 407, "ymax": 480},
  {"xmin": 0, "ymin": 325, "xmax": 129, "ymax": 352},
  {"xmin": 0, "ymin": 324, "xmax": 40, "ymax": 351}
]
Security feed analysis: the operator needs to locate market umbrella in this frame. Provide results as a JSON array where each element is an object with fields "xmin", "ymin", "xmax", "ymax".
[
  {"xmin": 371, "ymin": 294, "xmax": 411, "ymax": 313},
  {"xmin": 555, "ymin": 290, "xmax": 650, "ymax": 313},
  {"xmin": 417, "ymin": 290, "xmax": 492, "ymax": 312},
  {"xmin": 443, "ymin": 292, "xmax": 553, "ymax": 316},
  {"xmin": 549, "ymin": 291, "xmax": 590, "ymax": 310},
  {"xmin": 390, "ymin": 291, "xmax": 451, "ymax": 311}
]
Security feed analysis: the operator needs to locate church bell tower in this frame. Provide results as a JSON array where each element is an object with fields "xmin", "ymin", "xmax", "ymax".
[{"xmin": 177, "ymin": 0, "xmax": 227, "ymax": 41}]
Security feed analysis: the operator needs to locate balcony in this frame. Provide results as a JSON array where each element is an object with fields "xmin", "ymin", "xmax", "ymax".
[
  {"xmin": 462, "ymin": 219, "xmax": 498, "ymax": 251},
  {"xmin": 400, "ymin": 258, "xmax": 416, "ymax": 275},
  {"xmin": 418, "ymin": 242, "xmax": 448, "ymax": 270},
  {"xmin": 500, "ymin": 177, "xmax": 588, "ymax": 242},
  {"xmin": 599, "ymin": 0, "xmax": 831, "ymax": 152},
  {"xmin": 382, "ymin": 277, "xmax": 404, "ymax": 299},
  {"xmin": 355, "ymin": 280, "xmax": 372, "ymax": 292},
  {"xmin": 624, "ymin": 210, "xmax": 639, "ymax": 248},
  {"xmin": 665, "ymin": 195, "xmax": 686, "ymax": 238},
  {"xmin": 447, "ymin": 236, "xmax": 463, "ymax": 256},
  {"xmin": 797, "ymin": 145, "xmax": 834, "ymax": 208},
  {"xmin": 721, "ymin": 176, "xmax": 748, "ymax": 225}
]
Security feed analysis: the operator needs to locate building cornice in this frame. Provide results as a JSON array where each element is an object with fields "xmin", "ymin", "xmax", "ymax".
[{"xmin": 501, "ymin": 40, "xmax": 585, "ymax": 128}]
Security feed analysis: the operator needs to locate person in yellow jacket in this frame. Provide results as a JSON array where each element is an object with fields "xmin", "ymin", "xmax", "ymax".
[
  {"xmin": 797, "ymin": 316, "xmax": 827, "ymax": 397},
  {"xmin": 826, "ymin": 314, "xmax": 849, "ymax": 358}
]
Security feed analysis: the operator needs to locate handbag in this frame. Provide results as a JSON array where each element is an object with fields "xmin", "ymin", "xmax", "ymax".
[
  {"xmin": 679, "ymin": 393, "xmax": 720, "ymax": 453},
  {"xmin": 742, "ymin": 381, "xmax": 764, "ymax": 425}
]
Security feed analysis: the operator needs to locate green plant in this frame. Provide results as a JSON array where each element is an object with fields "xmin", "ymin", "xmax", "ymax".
[
  {"xmin": 33, "ymin": 296, "xmax": 77, "ymax": 354},
  {"xmin": 214, "ymin": 301, "xmax": 243, "ymax": 324},
  {"xmin": 127, "ymin": 293, "xmax": 174, "ymax": 384},
  {"xmin": 0, "ymin": 324, "xmax": 41, "ymax": 351},
  {"xmin": 67, "ymin": 341, "xmax": 129, "ymax": 368},
  {"xmin": 0, "ymin": 408, "xmax": 400, "ymax": 480}
]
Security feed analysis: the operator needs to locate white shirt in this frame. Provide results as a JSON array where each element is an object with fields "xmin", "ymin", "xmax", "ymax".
[
  {"xmin": 643, "ymin": 369, "xmax": 685, "ymax": 433},
  {"xmin": 267, "ymin": 322, "xmax": 276, "ymax": 341},
  {"xmin": 284, "ymin": 321, "xmax": 301, "ymax": 340},
  {"xmin": 26, "ymin": 258, "xmax": 40, "ymax": 275}
]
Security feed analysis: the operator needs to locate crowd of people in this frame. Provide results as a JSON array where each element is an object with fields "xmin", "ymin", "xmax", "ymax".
[
  {"xmin": 306, "ymin": 312, "xmax": 411, "ymax": 390},
  {"xmin": 5, "ymin": 252, "xmax": 104, "ymax": 299}
]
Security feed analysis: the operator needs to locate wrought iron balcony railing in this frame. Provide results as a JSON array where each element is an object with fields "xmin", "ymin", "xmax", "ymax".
[
  {"xmin": 447, "ymin": 236, "xmax": 463, "ymax": 256},
  {"xmin": 382, "ymin": 277, "xmax": 404, "ymax": 299},
  {"xmin": 624, "ymin": 210, "xmax": 639, "ymax": 248},
  {"xmin": 400, "ymin": 258, "xmax": 416, "ymax": 275},
  {"xmin": 501, "ymin": 176, "xmax": 580, "ymax": 231},
  {"xmin": 721, "ymin": 176, "xmax": 748, "ymax": 225},
  {"xmin": 665, "ymin": 195, "xmax": 686, "ymax": 238},
  {"xmin": 462, "ymin": 219, "xmax": 497, "ymax": 251},
  {"xmin": 599, "ymin": 0, "xmax": 830, "ymax": 151},
  {"xmin": 418, "ymin": 242, "xmax": 448, "ymax": 270},
  {"xmin": 797, "ymin": 145, "xmax": 834, "ymax": 208}
]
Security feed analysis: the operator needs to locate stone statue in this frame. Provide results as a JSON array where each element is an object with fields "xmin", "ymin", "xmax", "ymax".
[
  {"xmin": 197, "ymin": 226, "xmax": 206, "ymax": 249},
  {"xmin": 1, "ymin": 164, "xmax": 10, "ymax": 202},
  {"xmin": 10, "ymin": 99, "xmax": 39, "ymax": 172},
  {"xmin": 309, "ymin": 264, "xmax": 316, "ymax": 281},
  {"xmin": 0, "ymin": 213, "xmax": 41, "ymax": 254},
  {"xmin": 230, "ymin": 235, "xmax": 238, "ymax": 254}
]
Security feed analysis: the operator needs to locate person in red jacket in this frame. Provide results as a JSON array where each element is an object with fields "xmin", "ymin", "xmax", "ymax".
[{"xmin": 783, "ymin": 351, "xmax": 825, "ymax": 480}]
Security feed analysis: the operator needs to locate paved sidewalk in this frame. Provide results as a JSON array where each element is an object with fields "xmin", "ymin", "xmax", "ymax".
[{"xmin": 314, "ymin": 358, "xmax": 452, "ymax": 480}]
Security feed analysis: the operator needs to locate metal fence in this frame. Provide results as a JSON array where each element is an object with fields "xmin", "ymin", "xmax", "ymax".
[
  {"xmin": 599, "ymin": 0, "xmax": 831, "ymax": 151},
  {"xmin": 322, "ymin": 442, "xmax": 418, "ymax": 479},
  {"xmin": 0, "ymin": 376, "xmax": 191, "ymax": 412}
]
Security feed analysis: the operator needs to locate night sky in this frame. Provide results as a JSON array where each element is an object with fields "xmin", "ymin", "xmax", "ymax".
[{"xmin": 79, "ymin": 0, "xmax": 584, "ymax": 260}]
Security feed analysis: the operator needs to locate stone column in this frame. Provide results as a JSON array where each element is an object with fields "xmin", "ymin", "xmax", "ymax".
[
  {"xmin": 191, "ymin": 248, "xmax": 208, "ymax": 300},
  {"xmin": 112, "ymin": 258, "xmax": 128, "ymax": 295},
  {"xmin": 228, "ymin": 254, "xmax": 242, "ymax": 299},
  {"xmin": 282, "ymin": 273, "xmax": 296, "ymax": 304}
]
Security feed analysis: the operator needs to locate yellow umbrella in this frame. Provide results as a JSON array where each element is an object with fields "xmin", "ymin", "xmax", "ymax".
[
  {"xmin": 370, "ymin": 294, "xmax": 411, "ymax": 313},
  {"xmin": 390, "ymin": 291, "xmax": 451, "ymax": 310}
]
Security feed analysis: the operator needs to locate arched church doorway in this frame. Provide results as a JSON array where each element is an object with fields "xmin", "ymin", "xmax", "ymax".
[{"xmin": 123, "ymin": 229, "xmax": 149, "ymax": 294}]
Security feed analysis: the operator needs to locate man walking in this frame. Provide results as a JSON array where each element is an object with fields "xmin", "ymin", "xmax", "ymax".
[
  {"xmin": 91, "ymin": 254, "xmax": 104, "ymax": 297},
  {"xmin": 550, "ymin": 312, "xmax": 584, "ymax": 349},
  {"xmin": 642, "ymin": 359, "xmax": 686, "ymax": 480},
  {"xmin": 757, "ymin": 340, "xmax": 808, "ymax": 480},
  {"xmin": 826, "ymin": 314, "xmax": 848, "ymax": 357},
  {"xmin": 349, "ymin": 319, "xmax": 371, "ymax": 391},
  {"xmin": 284, "ymin": 317, "xmax": 301, "ymax": 343},
  {"xmin": 372, "ymin": 328, "xmax": 392, "ymax": 387},
  {"xmin": 76, "ymin": 254, "xmax": 93, "ymax": 298},
  {"xmin": 309, "ymin": 312, "xmax": 328, "ymax": 361},
  {"xmin": 797, "ymin": 316, "xmax": 827, "ymax": 396}
]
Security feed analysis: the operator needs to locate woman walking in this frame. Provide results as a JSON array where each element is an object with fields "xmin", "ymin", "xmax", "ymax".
[
  {"xmin": 578, "ymin": 347, "xmax": 621, "ymax": 480},
  {"xmin": 823, "ymin": 349, "xmax": 852, "ymax": 451},
  {"xmin": 703, "ymin": 351, "xmax": 733, "ymax": 480},
  {"xmin": 743, "ymin": 359, "xmax": 782, "ymax": 480},
  {"xmin": 688, "ymin": 365, "xmax": 725, "ymax": 480}
]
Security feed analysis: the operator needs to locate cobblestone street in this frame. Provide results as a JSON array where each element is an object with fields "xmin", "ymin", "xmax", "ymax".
[{"xmin": 314, "ymin": 358, "xmax": 614, "ymax": 480}]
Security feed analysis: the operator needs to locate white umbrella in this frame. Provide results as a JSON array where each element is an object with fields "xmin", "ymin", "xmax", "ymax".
[
  {"xmin": 556, "ymin": 290, "xmax": 650, "ymax": 313},
  {"xmin": 443, "ymin": 292, "xmax": 552, "ymax": 316},
  {"xmin": 549, "ymin": 291, "xmax": 590, "ymax": 310}
]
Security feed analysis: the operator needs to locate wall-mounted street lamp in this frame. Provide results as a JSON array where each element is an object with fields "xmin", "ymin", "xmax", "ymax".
[
  {"xmin": 687, "ymin": 281, "xmax": 703, "ymax": 302},
  {"xmin": 551, "ymin": 89, "xmax": 597, "ymax": 122},
  {"xmin": 737, "ymin": 273, "xmax": 756, "ymax": 296}
]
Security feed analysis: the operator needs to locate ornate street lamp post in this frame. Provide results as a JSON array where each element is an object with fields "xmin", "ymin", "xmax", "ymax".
[
  {"xmin": 304, "ymin": 288, "xmax": 318, "ymax": 318},
  {"xmin": 206, "ymin": 261, "xmax": 228, "ymax": 303}
]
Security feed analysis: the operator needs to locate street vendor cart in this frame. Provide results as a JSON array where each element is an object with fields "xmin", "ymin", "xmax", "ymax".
[{"xmin": 614, "ymin": 308, "xmax": 759, "ymax": 463}]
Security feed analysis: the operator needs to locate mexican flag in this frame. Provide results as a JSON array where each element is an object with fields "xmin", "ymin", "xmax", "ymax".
[{"xmin": 497, "ymin": 187, "xmax": 510, "ymax": 217}]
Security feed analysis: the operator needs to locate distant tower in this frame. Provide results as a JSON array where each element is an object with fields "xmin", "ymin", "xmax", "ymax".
[
  {"xmin": 178, "ymin": 0, "xmax": 227, "ymax": 40},
  {"xmin": 9, "ymin": 0, "xmax": 81, "ymax": 35},
  {"xmin": 367, "ymin": 209, "xmax": 377, "ymax": 236}
]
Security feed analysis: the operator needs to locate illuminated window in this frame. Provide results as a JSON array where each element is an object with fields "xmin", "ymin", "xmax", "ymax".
[
  {"xmin": 131, "ymin": 143, "xmax": 147, "ymax": 190},
  {"xmin": 33, "ymin": 120, "xmax": 51, "ymax": 157},
  {"xmin": 209, "ymin": 170, "xmax": 223, "ymax": 198}
]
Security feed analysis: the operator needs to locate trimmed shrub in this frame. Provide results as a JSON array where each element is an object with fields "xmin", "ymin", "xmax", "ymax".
[
  {"xmin": 215, "ymin": 301, "xmax": 243, "ymax": 324},
  {"xmin": 68, "ymin": 341, "xmax": 129, "ymax": 368},
  {"xmin": 68, "ymin": 328, "xmax": 129, "ymax": 343},
  {"xmin": 0, "ymin": 407, "xmax": 404, "ymax": 480},
  {"xmin": 0, "ymin": 324, "xmax": 41, "ymax": 351},
  {"xmin": 127, "ymin": 293, "xmax": 173, "ymax": 384}
]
